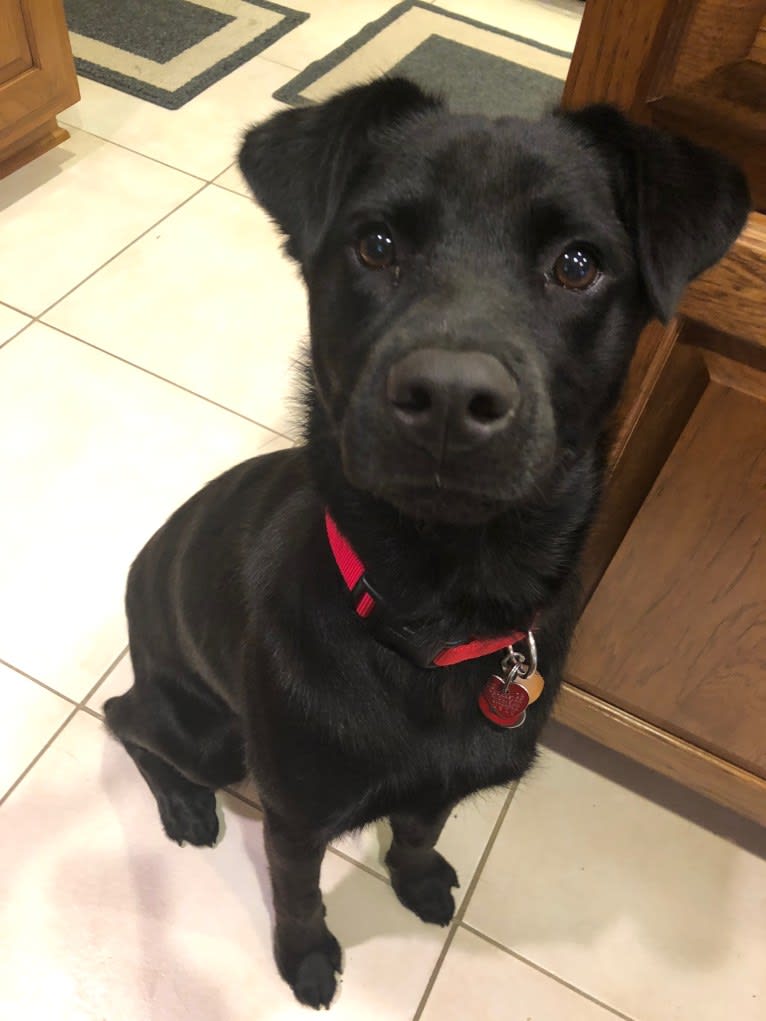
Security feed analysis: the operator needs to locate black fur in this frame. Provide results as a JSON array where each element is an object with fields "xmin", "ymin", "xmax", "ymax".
[{"xmin": 104, "ymin": 79, "xmax": 749, "ymax": 1009}]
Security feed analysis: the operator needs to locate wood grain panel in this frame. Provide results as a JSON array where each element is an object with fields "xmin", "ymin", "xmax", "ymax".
[
  {"xmin": 608, "ymin": 321, "xmax": 680, "ymax": 468},
  {"xmin": 561, "ymin": 0, "xmax": 689, "ymax": 116},
  {"xmin": 651, "ymin": 63, "xmax": 766, "ymax": 209},
  {"xmin": 0, "ymin": 0, "xmax": 33, "ymax": 86},
  {"xmin": 750, "ymin": 15, "xmax": 766, "ymax": 60},
  {"xmin": 579, "ymin": 337, "xmax": 707, "ymax": 601},
  {"xmin": 681, "ymin": 215, "xmax": 766, "ymax": 346},
  {"xmin": 667, "ymin": 0, "xmax": 765, "ymax": 90},
  {"xmin": 561, "ymin": 0, "xmax": 766, "ymax": 821},
  {"xmin": 681, "ymin": 319, "xmax": 766, "ymax": 374},
  {"xmin": 0, "ymin": 0, "xmax": 78, "ymax": 148},
  {"xmin": 569, "ymin": 382, "xmax": 766, "ymax": 774},
  {"xmin": 0, "ymin": 116, "xmax": 68, "ymax": 180},
  {"xmin": 704, "ymin": 350, "xmax": 766, "ymax": 400},
  {"xmin": 655, "ymin": 58, "xmax": 766, "ymax": 140}
]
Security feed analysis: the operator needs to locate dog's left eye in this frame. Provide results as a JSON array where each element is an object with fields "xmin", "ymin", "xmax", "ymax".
[
  {"xmin": 356, "ymin": 223, "xmax": 396, "ymax": 269},
  {"xmin": 553, "ymin": 246, "xmax": 600, "ymax": 290}
]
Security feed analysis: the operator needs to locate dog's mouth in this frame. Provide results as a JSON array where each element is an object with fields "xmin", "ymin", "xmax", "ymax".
[
  {"xmin": 375, "ymin": 481, "xmax": 511, "ymax": 525},
  {"xmin": 341, "ymin": 429, "xmax": 557, "ymax": 524},
  {"xmin": 340, "ymin": 413, "xmax": 558, "ymax": 523}
]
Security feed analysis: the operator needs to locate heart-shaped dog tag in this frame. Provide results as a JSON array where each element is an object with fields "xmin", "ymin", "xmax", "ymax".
[{"xmin": 478, "ymin": 675, "xmax": 529, "ymax": 728}]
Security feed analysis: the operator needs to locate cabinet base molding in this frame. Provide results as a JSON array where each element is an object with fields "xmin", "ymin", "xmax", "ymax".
[
  {"xmin": 554, "ymin": 683, "xmax": 766, "ymax": 825},
  {"xmin": 0, "ymin": 117, "xmax": 70, "ymax": 181}
]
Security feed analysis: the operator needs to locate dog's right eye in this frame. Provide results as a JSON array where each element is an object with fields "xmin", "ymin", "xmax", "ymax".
[
  {"xmin": 552, "ymin": 246, "xmax": 600, "ymax": 290},
  {"xmin": 356, "ymin": 223, "xmax": 396, "ymax": 269}
]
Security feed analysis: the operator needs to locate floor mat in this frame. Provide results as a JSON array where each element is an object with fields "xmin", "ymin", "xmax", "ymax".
[
  {"xmin": 64, "ymin": 0, "xmax": 309, "ymax": 109},
  {"xmin": 273, "ymin": 1, "xmax": 571, "ymax": 117}
]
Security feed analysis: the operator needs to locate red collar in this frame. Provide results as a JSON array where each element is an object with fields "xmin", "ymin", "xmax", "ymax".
[{"xmin": 325, "ymin": 511, "xmax": 527, "ymax": 669}]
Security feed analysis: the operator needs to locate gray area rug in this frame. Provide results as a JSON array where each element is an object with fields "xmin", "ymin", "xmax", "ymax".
[
  {"xmin": 273, "ymin": 0, "xmax": 570, "ymax": 118},
  {"xmin": 391, "ymin": 35, "xmax": 563, "ymax": 119},
  {"xmin": 64, "ymin": 0, "xmax": 308, "ymax": 109}
]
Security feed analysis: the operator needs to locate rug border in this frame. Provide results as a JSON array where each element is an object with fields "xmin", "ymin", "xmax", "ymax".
[
  {"xmin": 72, "ymin": 0, "xmax": 309, "ymax": 111},
  {"xmin": 272, "ymin": 0, "xmax": 572, "ymax": 107}
]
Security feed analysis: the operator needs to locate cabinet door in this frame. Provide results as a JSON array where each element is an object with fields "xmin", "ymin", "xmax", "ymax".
[
  {"xmin": 0, "ymin": 0, "xmax": 79, "ymax": 152},
  {"xmin": 563, "ymin": 235, "xmax": 766, "ymax": 817},
  {"xmin": 558, "ymin": 0, "xmax": 766, "ymax": 823},
  {"xmin": 563, "ymin": 0, "xmax": 766, "ymax": 207}
]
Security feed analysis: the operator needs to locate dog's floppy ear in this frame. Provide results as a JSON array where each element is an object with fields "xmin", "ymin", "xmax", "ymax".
[
  {"xmin": 563, "ymin": 105, "xmax": 750, "ymax": 322},
  {"xmin": 239, "ymin": 77, "xmax": 441, "ymax": 264}
]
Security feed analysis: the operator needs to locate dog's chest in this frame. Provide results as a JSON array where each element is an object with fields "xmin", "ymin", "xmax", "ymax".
[{"xmin": 330, "ymin": 706, "xmax": 539, "ymax": 835}]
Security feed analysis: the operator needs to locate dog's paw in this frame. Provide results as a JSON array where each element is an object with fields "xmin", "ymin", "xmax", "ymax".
[
  {"xmin": 278, "ymin": 931, "xmax": 342, "ymax": 1010},
  {"xmin": 158, "ymin": 788, "xmax": 219, "ymax": 847},
  {"xmin": 388, "ymin": 850, "xmax": 459, "ymax": 926},
  {"xmin": 293, "ymin": 948, "xmax": 339, "ymax": 1010}
]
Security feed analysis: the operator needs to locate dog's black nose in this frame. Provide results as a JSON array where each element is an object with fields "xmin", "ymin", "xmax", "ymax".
[{"xmin": 386, "ymin": 349, "xmax": 518, "ymax": 456}]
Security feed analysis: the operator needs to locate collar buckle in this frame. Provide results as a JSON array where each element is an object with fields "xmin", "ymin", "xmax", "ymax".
[
  {"xmin": 326, "ymin": 509, "xmax": 530, "ymax": 670},
  {"xmin": 350, "ymin": 573, "xmax": 446, "ymax": 668}
]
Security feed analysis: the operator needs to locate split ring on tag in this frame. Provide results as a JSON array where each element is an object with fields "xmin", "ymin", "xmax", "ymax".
[{"xmin": 478, "ymin": 631, "xmax": 545, "ymax": 729}]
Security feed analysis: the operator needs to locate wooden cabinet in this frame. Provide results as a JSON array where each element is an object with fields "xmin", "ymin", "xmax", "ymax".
[
  {"xmin": 0, "ymin": 0, "xmax": 79, "ymax": 179},
  {"xmin": 555, "ymin": 0, "xmax": 766, "ymax": 824}
]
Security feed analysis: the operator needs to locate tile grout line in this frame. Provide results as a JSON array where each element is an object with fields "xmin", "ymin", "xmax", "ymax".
[
  {"xmin": 40, "ymin": 322, "xmax": 298, "ymax": 441},
  {"xmin": 223, "ymin": 786, "xmax": 262, "ymax": 812},
  {"xmin": 57, "ymin": 120, "xmax": 210, "ymax": 183},
  {"xmin": 35, "ymin": 180, "xmax": 211, "ymax": 322},
  {"xmin": 0, "ymin": 298, "xmax": 32, "ymax": 316},
  {"xmin": 0, "ymin": 706, "xmax": 79, "ymax": 807},
  {"xmin": 2, "ymin": 153, "xmax": 299, "ymax": 442},
  {"xmin": 0, "ymin": 317, "xmax": 35, "ymax": 353},
  {"xmin": 4, "ymin": 182, "xmax": 211, "ymax": 345},
  {"xmin": 212, "ymin": 176, "xmax": 249, "ymax": 197},
  {"xmin": 0, "ymin": 644, "xmax": 131, "ymax": 807},
  {"xmin": 459, "ymin": 922, "xmax": 641, "ymax": 1021},
  {"xmin": 411, "ymin": 781, "xmax": 521, "ymax": 1021},
  {"xmin": 0, "ymin": 656, "xmax": 79, "ymax": 707},
  {"xmin": 79, "ymin": 704, "xmax": 105, "ymax": 721},
  {"xmin": 327, "ymin": 844, "xmax": 393, "ymax": 885},
  {"xmin": 1, "ymin": 142, "xmax": 251, "ymax": 336},
  {"xmin": 220, "ymin": 786, "xmax": 409, "ymax": 888},
  {"xmin": 78, "ymin": 646, "xmax": 130, "ymax": 708},
  {"xmin": 255, "ymin": 53, "xmax": 305, "ymax": 73},
  {"xmin": 3, "ymin": 303, "xmax": 298, "ymax": 444}
]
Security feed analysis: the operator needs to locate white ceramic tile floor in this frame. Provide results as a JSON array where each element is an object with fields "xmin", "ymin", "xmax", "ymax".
[
  {"xmin": 86, "ymin": 642, "xmax": 507, "ymax": 903},
  {"xmin": 434, "ymin": 0, "xmax": 584, "ymax": 54},
  {"xmin": 0, "ymin": 303, "xmax": 31, "ymax": 344},
  {"xmin": 0, "ymin": 323, "xmax": 277, "ymax": 699},
  {"xmin": 465, "ymin": 747, "xmax": 766, "ymax": 1021},
  {"xmin": 0, "ymin": 128, "xmax": 202, "ymax": 315},
  {"xmin": 60, "ymin": 56, "xmax": 294, "ymax": 181},
  {"xmin": 0, "ymin": 712, "xmax": 451, "ymax": 1021},
  {"xmin": 0, "ymin": 662, "xmax": 74, "ymax": 799},
  {"xmin": 420, "ymin": 926, "xmax": 621, "ymax": 1021},
  {"xmin": 333, "ymin": 786, "xmax": 510, "ymax": 907},
  {"xmin": 2, "ymin": 3, "xmax": 763, "ymax": 1020},
  {"xmin": 213, "ymin": 161, "xmax": 251, "ymax": 198},
  {"xmin": 259, "ymin": 1, "xmax": 402, "ymax": 70},
  {"xmin": 44, "ymin": 184, "xmax": 307, "ymax": 435}
]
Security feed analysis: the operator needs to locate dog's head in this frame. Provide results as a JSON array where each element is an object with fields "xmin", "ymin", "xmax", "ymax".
[{"xmin": 240, "ymin": 79, "xmax": 749, "ymax": 525}]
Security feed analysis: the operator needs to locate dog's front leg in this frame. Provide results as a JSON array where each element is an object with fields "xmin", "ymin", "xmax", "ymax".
[
  {"xmin": 264, "ymin": 809, "xmax": 341, "ymax": 1009},
  {"xmin": 385, "ymin": 803, "xmax": 459, "ymax": 926}
]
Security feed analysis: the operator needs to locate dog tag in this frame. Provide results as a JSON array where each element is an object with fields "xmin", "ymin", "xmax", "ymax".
[
  {"xmin": 478, "ymin": 674, "xmax": 529, "ymax": 728},
  {"xmin": 478, "ymin": 632, "xmax": 545, "ymax": 729}
]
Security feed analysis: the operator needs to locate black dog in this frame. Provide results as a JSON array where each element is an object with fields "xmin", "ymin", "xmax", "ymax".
[{"xmin": 104, "ymin": 78, "xmax": 748, "ymax": 1009}]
